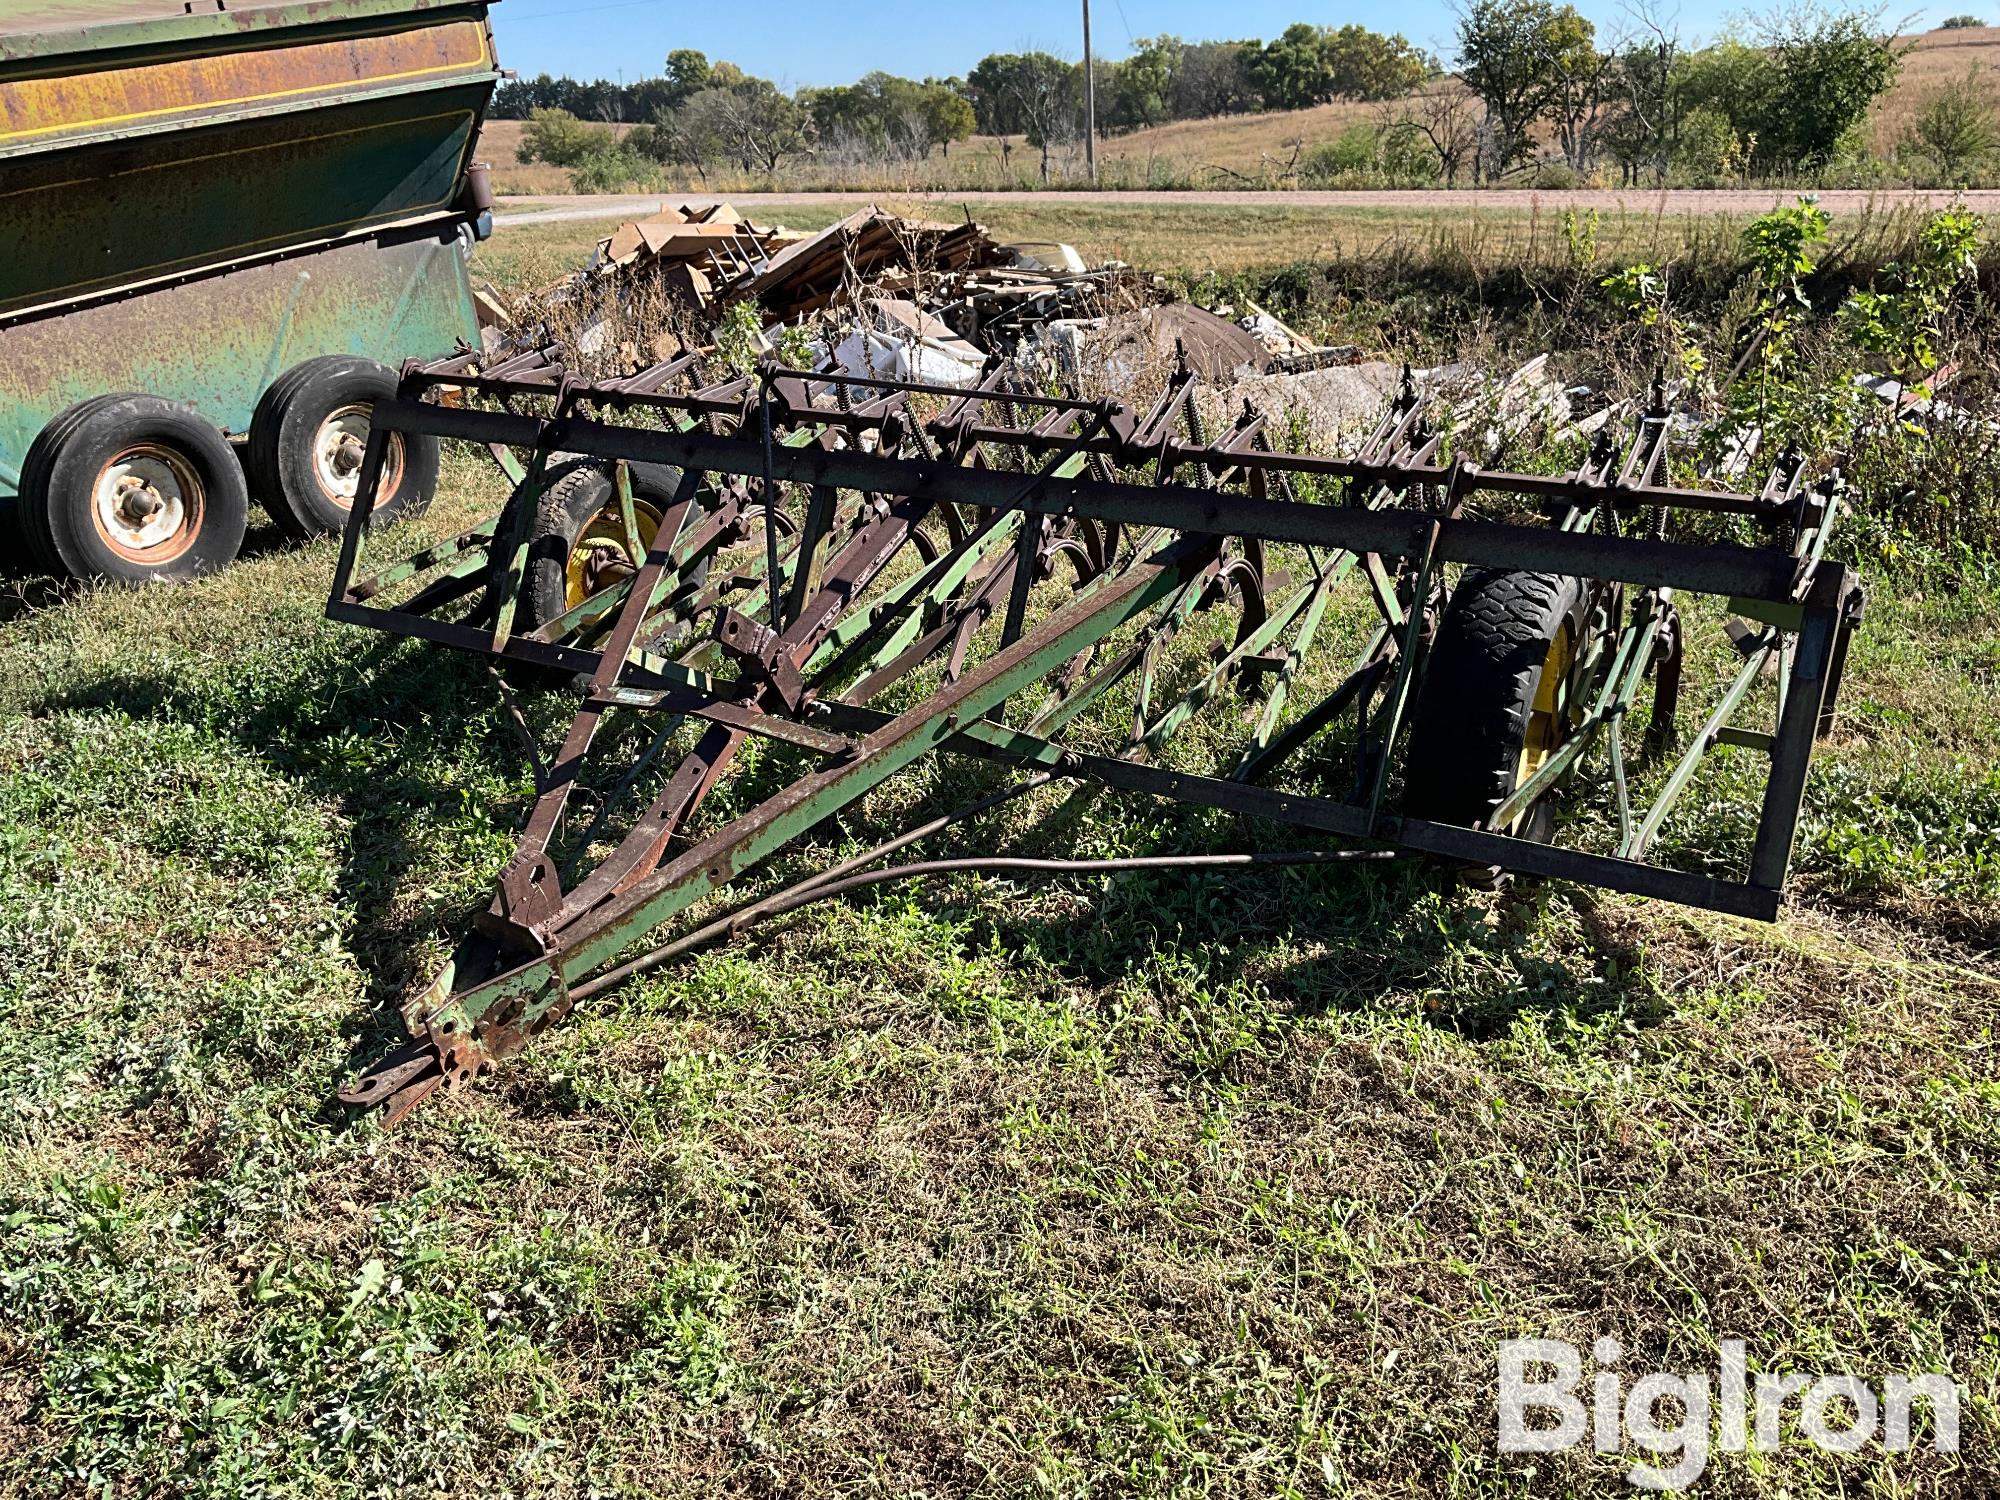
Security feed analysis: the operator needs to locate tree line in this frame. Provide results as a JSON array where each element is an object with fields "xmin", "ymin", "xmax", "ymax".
[
  {"xmin": 499, "ymin": 7, "xmax": 1988, "ymax": 188},
  {"xmin": 1443, "ymin": 0, "xmax": 1910, "ymax": 185},
  {"xmin": 493, "ymin": 25, "xmax": 1440, "ymax": 179}
]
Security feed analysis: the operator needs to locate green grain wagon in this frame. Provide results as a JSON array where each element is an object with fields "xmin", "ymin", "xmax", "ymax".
[{"xmin": 0, "ymin": 0, "xmax": 501, "ymax": 582}]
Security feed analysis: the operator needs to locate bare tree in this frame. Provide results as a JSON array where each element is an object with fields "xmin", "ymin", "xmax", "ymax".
[
  {"xmin": 1380, "ymin": 81, "xmax": 1482, "ymax": 184},
  {"xmin": 1603, "ymin": 1, "xmax": 1682, "ymax": 184}
]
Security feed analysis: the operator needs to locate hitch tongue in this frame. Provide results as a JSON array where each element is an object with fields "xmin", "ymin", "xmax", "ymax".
[{"xmin": 337, "ymin": 1039, "xmax": 445, "ymax": 1128}]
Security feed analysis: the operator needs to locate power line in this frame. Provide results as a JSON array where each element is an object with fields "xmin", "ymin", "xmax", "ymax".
[{"xmin": 1109, "ymin": 0, "xmax": 1136, "ymax": 48}]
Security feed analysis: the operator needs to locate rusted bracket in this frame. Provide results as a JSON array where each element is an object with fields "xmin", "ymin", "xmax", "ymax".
[{"xmin": 712, "ymin": 606, "xmax": 807, "ymax": 711}]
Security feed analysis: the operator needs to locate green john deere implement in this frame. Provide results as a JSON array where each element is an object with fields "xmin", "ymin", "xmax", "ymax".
[{"xmin": 327, "ymin": 345, "xmax": 1863, "ymax": 1125}]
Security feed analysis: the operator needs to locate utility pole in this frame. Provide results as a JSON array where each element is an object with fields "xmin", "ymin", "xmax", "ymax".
[{"xmin": 1081, "ymin": 0, "xmax": 1097, "ymax": 183}]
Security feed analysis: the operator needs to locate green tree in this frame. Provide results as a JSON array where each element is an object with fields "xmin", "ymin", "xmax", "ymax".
[
  {"xmin": 1172, "ymin": 39, "xmax": 1258, "ymax": 118},
  {"xmin": 517, "ymin": 107, "xmax": 608, "ymax": 168},
  {"xmin": 1753, "ymin": 8, "xmax": 1903, "ymax": 170},
  {"xmin": 1327, "ymin": 25, "xmax": 1435, "ymax": 100},
  {"xmin": 965, "ymin": 52, "xmax": 1077, "ymax": 176},
  {"xmin": 1937, "ymin": 14, "xmax": 1986, "ymax": 27},
  {"xmin": 517, "ymin": 107, "xmax": 657, "ymax": 190},
  {"xmin": 1671, "ymin": 35, "xmax": 1770, "ymax": 139},
  {"xmin": 663, "ymin": 49, "xmax": 713, "ymax": 103},
  {"xmin": 1601, "ymin": 34, "xmax": 1681, "ymax": 185},
  {"xmin": 1249, "ymin": 24, "xmax": 1431, "ymax": 110},
  {"xmin": 1456, "ymin": 0, "xmax": 1599, "ymax": 176},
  {"xmin": 916, "ymin": 83, "xmax": 977, "ymax": 156},
  {"xmin": 1545, "ymin": 26, "xmax": 1613, "ymax": 167},
  {"xmin": 1247, "ymin": 23, "xmax": 1336, "ymax": 110},
  {"xmin": 1115, "ymin": 35, "xmax": 1184, "ymax": 127}
]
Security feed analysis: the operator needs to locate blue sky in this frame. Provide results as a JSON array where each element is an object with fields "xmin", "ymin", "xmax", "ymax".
[{"xmin": 487, "ymin": 0, "xmax": 1965, "ymax": 90}]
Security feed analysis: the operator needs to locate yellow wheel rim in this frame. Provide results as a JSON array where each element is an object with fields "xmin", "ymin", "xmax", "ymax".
[
  {"xmin": 564, "ymin": 498, "xmax": 663, "ymax": 611},
  {"xmin": 1513, "ymin": 621, "xmax": 1576, "ymax": 819}
]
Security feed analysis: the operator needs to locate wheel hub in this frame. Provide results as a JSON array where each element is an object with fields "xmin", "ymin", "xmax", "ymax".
[
  {"xmin": 115, "ymin": 476, "xmax": 164, "ymax": 522},
  {"xmin": 93, "ymin": 446, "xmax": 195, "ymax": 557},
  {"xmin": 313, "ymin": 405, "xmax": 395, "ymax": 506},
  {"xmin": 565, "ymin": 500, "xmax": 663, "ymax": 610}
]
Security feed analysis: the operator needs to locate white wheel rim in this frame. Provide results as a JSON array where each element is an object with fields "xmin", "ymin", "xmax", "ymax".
[
  {"xmin": 91, "ymin": 445, "xmax": 197, "ymax": 560},
  {"xmin": 313, "ymin": 404, "xmax": 377, "ymax": 504}
]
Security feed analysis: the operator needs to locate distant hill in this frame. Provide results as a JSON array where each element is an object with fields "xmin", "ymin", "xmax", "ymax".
[
  {"xmin": 477, "ymin": 25, "xmax": 2000, "ymax": 194},
  {"xmin": 1864, "ymin": 22, "xmax": 2000, "ymax": 154}
]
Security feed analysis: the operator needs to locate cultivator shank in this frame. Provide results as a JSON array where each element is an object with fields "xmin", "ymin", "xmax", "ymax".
[{"xmin": 329, "ymin": 345, "xmax": 1861, "ymax": 1123}]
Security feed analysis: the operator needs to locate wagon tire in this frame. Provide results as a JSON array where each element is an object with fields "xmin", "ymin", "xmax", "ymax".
[
  {"xmin": 249, "ymin": 356, "xmax": 438, "ymax": 540},
  {"xmin": 6, "ymin": 395, "xmax": 141, "ymax": 577},
  {"xmin": 1402, "ymin": 568, "xmax": 1593, "ymax": 852},
  {"xmin": 20, "ymin": 394, "xmax": 248, "ymax": 585}
]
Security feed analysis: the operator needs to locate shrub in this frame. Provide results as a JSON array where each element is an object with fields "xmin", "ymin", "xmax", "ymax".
[
  {"xmin": 568, "ymin": 148, "xmax": 659, "ymax": 193},
  {"xmin": 1525, "ymin": 160, "xmax": 1587, "ymax": 189},
  {"xmin": 1674, "ymin": 106, "xmax": 1748, "ymax": 184},
  {"xmin": 1378, "ymin": 120, "xmax": 1442, "ymax": 181},
  {"xmin": 1902, "ymin": 69, "xmax": 1998, "ymax": 184},
  {"xmin": 1301, "ymin": 123, "xmax": 1381, "ymax": 180},
  {"xmin": 518, "ymin": 107, "xmax": 608, "ymax": 168}
]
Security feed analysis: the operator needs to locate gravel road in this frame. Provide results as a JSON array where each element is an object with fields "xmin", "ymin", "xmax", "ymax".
[{"xmin": 493, "ymin": 187, "xmax": 2000, "ymax": 229}]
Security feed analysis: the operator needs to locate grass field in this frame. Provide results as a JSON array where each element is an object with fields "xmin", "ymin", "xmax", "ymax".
[
  {"xmin": 480, "ymin": 197, "xmax": 1968, "ymax": 296},
  {"xmin": 2, "ymin": 215, "xmax": 1998, "ymax": 1497},
  {"xmin": 480, "ymin": 25, "xmax": 2000, "ymax": 195}
]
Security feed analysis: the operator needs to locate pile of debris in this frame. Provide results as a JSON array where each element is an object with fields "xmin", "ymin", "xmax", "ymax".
[
  {"xmin": 731, "ymin": 206, "xmax": 1005, "ymax": 322},
  {"xmin": 587, "ymin": 201, "xmax": 801, "ymax": 311},
  {"xmin": 496, "ymin": 198, "xmax": 1377, "ymax": 409}
]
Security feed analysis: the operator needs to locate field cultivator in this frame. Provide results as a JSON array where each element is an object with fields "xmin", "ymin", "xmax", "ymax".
[{"xmin": 328, "ymin": 345, "xmax": 1862, "ymax": 1124}]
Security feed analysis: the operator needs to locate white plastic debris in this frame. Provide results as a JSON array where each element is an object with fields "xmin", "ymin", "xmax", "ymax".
[{"xmin": 831, "ymin": 298, "xmax": 985, "ymax": 387}]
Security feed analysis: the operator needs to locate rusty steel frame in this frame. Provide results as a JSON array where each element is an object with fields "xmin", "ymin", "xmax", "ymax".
[{"xmin": 326, "ymin": 346, "xmax": 1862, "ymax": 1124}]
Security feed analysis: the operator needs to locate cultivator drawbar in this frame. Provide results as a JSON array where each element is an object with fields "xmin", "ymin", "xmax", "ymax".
[{"xmin": 328, "ymin": 344, "xmax": 1862, "ymax": 1123}]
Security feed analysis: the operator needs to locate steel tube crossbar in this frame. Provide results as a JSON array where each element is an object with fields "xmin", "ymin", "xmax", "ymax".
[
  {"xmin": 326, "ymin": 350, "xmax": 1862, "ymax": 1124},
  {"xmin": 359, "ymin": 398, "xmax": 1805, "ymax": 603}
]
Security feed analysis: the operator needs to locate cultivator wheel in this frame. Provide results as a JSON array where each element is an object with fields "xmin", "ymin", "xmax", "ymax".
[
  {"xmin": 324, "ymin": 348, "xmax": 1863, "ymax": 1125},
  {"xmin": 509, "ymin": 457, "xmax": 700, "ymax": 634},
  {"xmin": 1404, "ymin": 568, "xmax": 1600, "ymax": 843}
]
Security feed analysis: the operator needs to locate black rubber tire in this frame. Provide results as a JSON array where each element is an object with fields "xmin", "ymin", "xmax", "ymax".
[
  {"xmin": 19, "ymin": 393, "xmax": 248, "ymax": 584},
  {"xmin": 8, "ymin": 395, "xmax": 132, "ymax": 576},
  {"xmin": 247, "ymin": 355, "xmax": 439, "ymax": 540},
  {"xmin": 1403, "ymin": 568, "xmax": 1591, "ymax": 841},
  {"xmin": 512, "ymin": 457, "xmax": 690, "ymax": 636}
]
